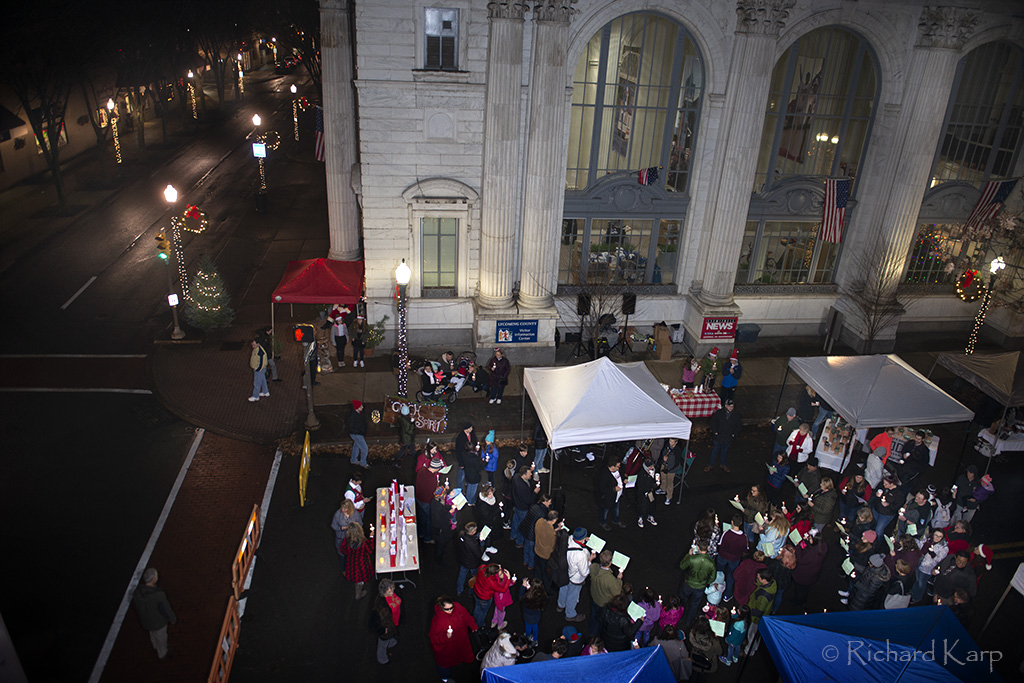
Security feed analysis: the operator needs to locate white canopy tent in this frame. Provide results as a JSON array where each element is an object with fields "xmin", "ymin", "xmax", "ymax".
[
  {"xmin": 523, "ymin": 357, "xmax": 691, "ymax": 450},
  {"xmin": 784, "ymin": 354, "xmax": 974, "ymax": 428}
]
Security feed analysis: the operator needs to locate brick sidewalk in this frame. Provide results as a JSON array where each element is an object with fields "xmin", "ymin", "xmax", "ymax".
[{"xmin": 100, "ymin": 432, "xmax": 273, "ymax": 683}]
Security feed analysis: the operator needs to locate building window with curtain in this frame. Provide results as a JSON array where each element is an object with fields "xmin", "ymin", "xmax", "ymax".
[
  {"xmin": 752, "ymin": 26, "xmax": 878, "ymax": 194},
  {"xmin": 421, "ymin": 217, "xmax": 457, "ymax": 296},
  {"xmin": 930, "ymin": 41, "xmax": 1024, "ymax": 187},
  {"xmin": 561, "ymin": 12, "xmax": 701, "ymax": 288},
  {"xmin": 740, "ymin": 26, "xmax": 878, "ymax": 285},
  {"xmin": 424, "ymin": 8, "xmax": 459, "ymax": 71}
]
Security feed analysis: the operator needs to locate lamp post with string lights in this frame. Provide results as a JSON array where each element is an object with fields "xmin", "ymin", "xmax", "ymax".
[
  {"xmin": 965, "ymin": 256, "xmax": 1006, "ymax": 355},
  {"xmin": 395, "ymin": 259, "xmax": 411, "ymax": 396}
]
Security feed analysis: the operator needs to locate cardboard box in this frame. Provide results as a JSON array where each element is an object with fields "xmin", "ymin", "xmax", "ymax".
[{"xmin": 653, "ymin": 324, "xmax": 672, "ymax": 361}]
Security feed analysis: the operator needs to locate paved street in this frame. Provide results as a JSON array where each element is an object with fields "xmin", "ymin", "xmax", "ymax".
[{"xmin": 1, "ymin": 66, "xmax": 1022, "ymax": 683}]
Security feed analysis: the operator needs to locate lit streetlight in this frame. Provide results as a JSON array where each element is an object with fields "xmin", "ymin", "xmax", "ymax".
[
  {"xmin": 161, "ymin": 184, "xmax": 185, "ymax": 340},
  {"xmin": 395, "ymin": 259, "xmax": 412, "ymax": 396},
  {"xmin": 237, "ymin": 53, "xmax": 244, "ymax": 96},
  {"xmin": 965, "ymin": 256, "xmax": 1006, "ymax": 355},
  {"xmin": 186, "ymin": 71, "xmax": 198, "ymax": 122},
  {"xmin": 107, "ymin": 98, "xmax": 122, "ymax": 166},
  {"xmin": 290, "ymin": 84, "xmax": 299, "ymax": 141}
]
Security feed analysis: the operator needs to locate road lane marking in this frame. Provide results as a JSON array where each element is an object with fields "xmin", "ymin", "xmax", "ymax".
[
  {"xmin": 239, "ymin": 448, "xmax": 283, "ymax": 618},
  {"xmin": 0, "ymin": 354, "xmax": 147, "ymax": 358},
  {"xmin": 60, "ymin": 276, "xmax": 97, "ymax": 310},
  {"xmin": 87, "ymin": 428, "xmax": 205, "ymax": 683}
]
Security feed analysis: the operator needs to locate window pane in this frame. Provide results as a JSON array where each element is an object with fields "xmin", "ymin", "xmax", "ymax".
[
  {"xmin": 746, "ymin": 221, "xmax": 836, "ymax": 284},
  {"xmin": 654, "ymin": 220, "xmax": 680, "ymax": 284},
  {"xmin": 559, "ymin": 219, "xmax": 583, "ymax": 285},
  {"xmin": 904, "ymin": 223, "xmax": 984, "ymax": 284},
  {"xmin": 754, "ymin": 26, "xmax": 878, "ymax": 194},
  {"xmin": 586, "ymin": 219, "xmax": 652, "ymax": 285},
  {"xmin": 421, "ymin": 217, "xmax": 458, "ymax": 290},
  {"xmin": 424, "ymin": 8, "xmax": 458, "ymax": 71},
  {"xmin": 736, "ymin": 221, "xmax": 759, "ymax": 284},
  {"xmin": 931, "ymin": 42, "xmax": 1024, "ymax": 186}
]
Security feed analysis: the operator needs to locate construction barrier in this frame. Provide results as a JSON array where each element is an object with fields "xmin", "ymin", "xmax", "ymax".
[
  {"xmin": 298, "ymin": 430, "xmax": 311, "ymax": 507},
  {"xmin": 231, "ymin": 503, "xmax": 261, "ymax": 600},
  {"xmin": 207, "ymin": 596, "xmax": 240, "ymax": 683}
]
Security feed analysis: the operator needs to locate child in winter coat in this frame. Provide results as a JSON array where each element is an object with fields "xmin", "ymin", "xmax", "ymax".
[
  {"xmin": 705, "ymin": 571, "xmax": 726, "ymax": 609},
  {"xmin": 481, "ymin": 431, "xmax": 500, "ymax": 484},
  {"xmin": 635, "ymin": 587, "xmax": 662, "ymax": 646},
  {"xmin": 720, "ymin": 605, "xmax": 750, "ymax": 666},
  {"xmin": 658, "ymin": 594, "xmax": 684, "ymax": 632}
]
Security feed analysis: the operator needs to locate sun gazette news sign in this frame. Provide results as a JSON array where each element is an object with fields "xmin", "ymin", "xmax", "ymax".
[{"xmin": 700, "ymin": 316, "xmax": 738, "ymax": 340}]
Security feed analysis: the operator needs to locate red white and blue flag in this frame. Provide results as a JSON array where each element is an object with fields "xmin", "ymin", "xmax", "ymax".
[
  {"xmin": 964, "ymin": 179, "xmax": 1018, "ymax": 231},
  {"xmin": 314, "ymin": 105, "xmax": 325, "ymax": 162},
  {"xmin": 820, "ymin": 177, "xmax": 850, "ymax": 243},
  {"xmin": 638, "ymin": 166, "xmax": 659, "ymax": 186}
]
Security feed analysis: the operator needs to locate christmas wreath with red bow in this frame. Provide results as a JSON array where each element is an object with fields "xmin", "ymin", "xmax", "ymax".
[{"xmin": 955, "ymin": 269, "xmax": 984, "ymax": 301}]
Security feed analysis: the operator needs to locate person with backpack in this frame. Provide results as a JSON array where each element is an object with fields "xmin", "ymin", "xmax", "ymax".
[{"xmin": 884, "ymin": 559, "xmax": 914, "ymax": 609}]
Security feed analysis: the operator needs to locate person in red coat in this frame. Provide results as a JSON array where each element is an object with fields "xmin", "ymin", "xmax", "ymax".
[
  {"xmin": 429, "ymin": 596, "xmax": 478, "ymax": 681},
  {"xmin": 343, "ymin": 524, "xmax": 374, "ymax": 600},
  {"xmin": 731, "ymin": 550, "xmax": 766, "ymax": 608}
]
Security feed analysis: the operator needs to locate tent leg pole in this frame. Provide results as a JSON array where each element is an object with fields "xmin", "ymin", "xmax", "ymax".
[
  {"xmin": 952, "ymin": 419, "xmax": 973, "ymax": 488},
  {"xmin": 979, "ymin": 582, "xmax": 1013, "ymax": 638},
  {"xmin": 774, "ymin": 366, "xmax": 790, "ymax": 417},
  {"xmin": 984, "ymin": 404, "xmax": 1010, "ymax": 475},
  {"xmin": 271, "ymin": 303, "xmax": 275, "ymax": 352},
  {"xmin": 926, "ymin": 356, "xmax": 938, "ymax": 379}
]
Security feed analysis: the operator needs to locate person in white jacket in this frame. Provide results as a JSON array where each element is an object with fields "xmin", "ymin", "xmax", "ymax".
[
  {"xmin": 481, "ymin": 632, "xmax": 529, "ymax": 672},
  {"xmin": 912, "ymin": 529, "xmax": 948, "ymax": 603},
  {"xmin": 786, "ymin": 423, "xmax": 815, "ymax": 464},
  {"xmin": 558, "ymin": 527, "xmax": 596, "ymax": 623}
]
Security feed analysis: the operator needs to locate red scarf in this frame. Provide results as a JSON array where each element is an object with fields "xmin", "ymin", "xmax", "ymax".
[{"xmin": 789, "ymin": 431, "xmax": 808, "ymax": 455}]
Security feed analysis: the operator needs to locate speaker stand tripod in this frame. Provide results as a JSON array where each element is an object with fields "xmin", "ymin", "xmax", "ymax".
[
  {"xmin": 571, "ymin": 314, "xmax": 590, "ymax": 358},
  {"xmin": 610, "ymin": 313, "xmax": 633, "ymax": 356}
]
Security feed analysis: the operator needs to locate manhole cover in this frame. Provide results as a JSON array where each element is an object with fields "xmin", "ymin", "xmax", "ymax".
[{"xmin": 220, "ymin": 341, "xmax": 245, "ymax": 351}]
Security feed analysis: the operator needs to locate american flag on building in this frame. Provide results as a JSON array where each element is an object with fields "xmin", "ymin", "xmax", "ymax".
[
  {"xmin": 964, "ymin": 179, "xmax": 1018, "ymax": 231},
  {"xmin": 314, "ymin": 105, "xmax": 325, "ymax": 162},
  {"xmin": 820, "ymin": 177, "xmax": 850, "ymax": 243},
  {"xmin": 638, "ymin": 166, "xmax": 659, "ymax": 186}
]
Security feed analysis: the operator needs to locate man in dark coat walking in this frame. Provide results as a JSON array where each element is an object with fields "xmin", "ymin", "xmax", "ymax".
[
  {"xmin": 707, "ymin": 399, "xmax": 741, "ymax": 473},
  {"xmin": 133, "ymin": 567, "xmax": 177, "ymax": 659}
]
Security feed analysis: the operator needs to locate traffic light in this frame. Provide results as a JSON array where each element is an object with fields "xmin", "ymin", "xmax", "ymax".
[
  {"xmin": 292, "ymin": 324, "xmax": 315, "ymax": 344},
  {"xmin": 155, "ymin": 231, "xmax": 170, "ymax": 260}
]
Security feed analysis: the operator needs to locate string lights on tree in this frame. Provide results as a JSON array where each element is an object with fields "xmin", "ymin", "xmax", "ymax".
[
  {"xmin": 184, "ymin": 256, "xmax": 235, "ymax": 330},
  {"xmin": 187, "ymin": 71, "xmax": 197, "ymax": 120}
]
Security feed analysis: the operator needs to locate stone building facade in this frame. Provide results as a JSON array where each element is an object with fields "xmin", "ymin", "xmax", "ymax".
[{"xmin": 320, "ymin": 0, "xmax": 1024, "ymax": 362}]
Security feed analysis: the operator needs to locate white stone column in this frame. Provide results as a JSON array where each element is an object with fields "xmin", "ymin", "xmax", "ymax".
[
  {"xmin": 518, "ymin": 1, "xmax": 575, "ymax": 309},
  {"xmin": 321, "ymin": 0, "xmax": 361, "ymax": 261},
  {"xmin": 695, "ymin": 1, "xmax": 795, "ymax": 307},
  {"xmin": 833, "ymin": 7, "xmax": 978, "ymax": 351},
  {"xmin": 477, "ymin": 1, "xmax": 527, "ymax": 309}
]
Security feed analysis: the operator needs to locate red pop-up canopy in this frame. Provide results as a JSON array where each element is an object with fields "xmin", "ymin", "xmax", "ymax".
[{"xmin": 271, "ymin": 258, "xmax": 364, "ymax": 304}]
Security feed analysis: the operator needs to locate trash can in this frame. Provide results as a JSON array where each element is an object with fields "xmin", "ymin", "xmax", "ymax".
[{"xmin": 735, "ymin": 323, "xmax": 761, "ymax": 343}]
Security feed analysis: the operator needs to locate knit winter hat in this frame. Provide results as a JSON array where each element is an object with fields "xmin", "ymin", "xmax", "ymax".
[
  {"xmin": 981, "ymin": 474, "xmax": 993, "ymax": 487},
  {"xmin": 869, "ymin": 554, "xmax": 884, "ymax": 568},
  {"xmin": 786, "ymin": 408, "xmax": 797, "ymax": 417},
  {"xmin": 862, "ymin": 530, "xmax": 877, "ymax": 543},
  {"xmin": 573, "ymin": 527, "xmax": 588, "ymax": 541},
  {"xmin": 429, "ymin": 457, "xmax": 444, "ymax": 469},
  {"xmin": 400, "ymin": 405, "xmax": 410, "ymax": 416},
  {"xmin": 486, "ymin": 430, "xmax": 495, "ymax": 443}
]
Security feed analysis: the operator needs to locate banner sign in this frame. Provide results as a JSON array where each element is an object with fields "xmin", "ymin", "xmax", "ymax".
[
  {"xmin": 700, "ymin": 316, "xmax": 738, "ymax": 340},
  {"xmin": 496, "ymin": 319, "xmax": 538, "ymax": 343},
  {"xmin": 383, "ymin": 396, "xmax": 448, "ymax": 433}
]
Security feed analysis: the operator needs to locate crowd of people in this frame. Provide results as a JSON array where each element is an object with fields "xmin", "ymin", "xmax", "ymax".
[{"xmin": 324, "ymin": 365, "xmax": 1001, "ymax": 682}]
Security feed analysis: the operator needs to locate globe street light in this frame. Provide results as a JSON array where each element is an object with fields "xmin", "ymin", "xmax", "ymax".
[
  {"xmin": 395, "ymin": 259, "xmax": 412, "ymax": 396},
  {"xmin": 965, "ymin": 256, "xmax": 1006, "ymax": 355},
  {"xmin": 107, "ymin": 98, "xmax": 122, "ymax": 167},
  {"xmin": 290, "ymin": 84, "xmax": 299, "ymax": 141},
  {"xmin": 161, "ymin": 184, "xmax": 185, "ymax": 340},
  {"xmin": 186, "ymin": 70, "xmax": 198, "ymax": 122}
]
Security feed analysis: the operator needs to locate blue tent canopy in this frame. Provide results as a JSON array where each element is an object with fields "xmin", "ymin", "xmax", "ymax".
[
  {"xmin": 482, "ymin": 646, "xmax": 675, "ymax": 683},
  {"xmin": 760, "ymin": 606, "xmax": 1000, "ymax": 682}
]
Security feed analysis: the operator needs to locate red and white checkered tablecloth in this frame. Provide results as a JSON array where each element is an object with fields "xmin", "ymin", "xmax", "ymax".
[{"xmin": 670, "ymin": 390, "xmax": 722, "ymax": 418}]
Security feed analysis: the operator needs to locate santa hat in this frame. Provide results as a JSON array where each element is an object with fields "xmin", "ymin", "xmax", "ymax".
[
  {"xmin": 709, "ymin": 347, "xmax": 719, "ymax": 356},
  {"xmin": 981, "ymin": 474, "xmax": 993, "ymax": 487},
  {"xmin": 730, "ymin": 348, "xmax": 739, "ymax": 360},
  {"xmin": 352, "ymin": 400, "xmax": 363, "ymax": 410},
  {"xmin": 975, "ymin": 544, "xmax": 993, "ymax": 570}
]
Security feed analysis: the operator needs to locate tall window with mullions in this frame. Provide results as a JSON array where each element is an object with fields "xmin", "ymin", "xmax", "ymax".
[{"xmin": 929, "ymin": 41, "xmax": 1024, "ymax": 188}]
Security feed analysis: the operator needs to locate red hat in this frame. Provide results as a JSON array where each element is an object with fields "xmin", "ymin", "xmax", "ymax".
[
  {"xmin": 975, "ymin": 544, "xmax": 993, "ymax": 570},
  {"xmin": 352, "ymin": 400, "xmax": 363, "ymax": 410},
  {"xmin": 730, "ymin": 348, "xmax": 739, "ymax": 360},
  {"xmin": 709, "ymin": 347, "xmax": 719, "ymax": 356}
]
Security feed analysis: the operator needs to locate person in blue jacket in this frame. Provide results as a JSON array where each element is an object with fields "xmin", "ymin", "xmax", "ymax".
[
  {"xmin": 481, "ymin": 430, "xmax": 500, "ymax": 484},
  {"xmin": 765, "ymin": 451, "xmax": 791, "ymax": 507},
  {"xmin": 720, "ymin": 349, "xmax": 742, "ymax": 402}
]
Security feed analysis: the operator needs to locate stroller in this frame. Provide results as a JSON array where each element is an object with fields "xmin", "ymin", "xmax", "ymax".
[{"xmin": 414, "ymin": 359, "xmax": 467, "ymax": 404}]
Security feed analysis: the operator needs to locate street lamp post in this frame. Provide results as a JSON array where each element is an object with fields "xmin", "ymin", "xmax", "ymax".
[
  {"xmin": 236, "ymin": 53, "xmax": 244, "ymax": 98},
  {"xmin": 107, "ymin": 98, "xmax": 122, "ymax": 168},
  {"xmin": 290, "ymin": 84, "xmax": 299, "ymax": 141},
  {"xmin": 187, "ymin": 71, "xmax": 198, "ymax": 123},
  {"xmin": 965, "ymin": 256, "xmax": 1005, "ymax": 355},
  {"xmin": 252, "ymin": 113, "xmax": 268, "ymax": 213},
  {"xmin": 395, "ymin": 259, "xmax": 411, "ymax": 396},
  {"xmin": 162, "ymin": 184, "xmax": 186, "ymax": 340}
]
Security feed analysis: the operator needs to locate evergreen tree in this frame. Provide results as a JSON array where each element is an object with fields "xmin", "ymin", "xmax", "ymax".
[{"xmin": 184, "ymin": 256, "xmax": 234, "ymax": 330}]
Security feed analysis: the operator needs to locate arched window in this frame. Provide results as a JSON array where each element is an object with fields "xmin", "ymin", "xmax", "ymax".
[
  {"xmin": 929, "ymin": 41, "xmax": 1024, "ymax": 187},
  {"xmin": 561, "ymin": 12, "xmax": 703, "ymax": 288},
  {"xmin": 738, "ymin": 26, "xmax": 878, "ymax": 287}
]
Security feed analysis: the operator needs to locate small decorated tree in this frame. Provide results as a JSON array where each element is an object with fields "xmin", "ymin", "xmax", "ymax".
[{"xmin": 184, "ymin": 256, "xmax": 235, "ymax": 330}]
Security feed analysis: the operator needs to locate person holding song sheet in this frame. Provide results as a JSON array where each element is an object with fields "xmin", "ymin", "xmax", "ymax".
[
  {"xmin": 678, "ymin": 540, "xmax": 716, "ymax": 627},
  {"xmin": 805, "ymin": 477, "xmax": 837, "ymax": 532}
]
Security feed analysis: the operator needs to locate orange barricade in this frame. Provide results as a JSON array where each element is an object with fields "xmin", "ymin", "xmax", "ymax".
[
  {"xmin": 207, "ymin": 596, "xmax": 240, "ymax": 683},
  {"xmin": 299, "ymin": 431, "xmax": 311, "ymax": 507},
  {"xmin": 231, "ymin": 504, "xmax": 261, "ymax": 600}
]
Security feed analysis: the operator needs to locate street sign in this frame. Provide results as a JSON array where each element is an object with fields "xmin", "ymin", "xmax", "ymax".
[
  {"xmin": 252, "ymin": 142, "xmax": 266, "ymax": 158},
  {"xmin": 496, "ymin": 319, "xmax": 538, "ymax": 343},
  {"xmin": 168, "ymin": 293, "xmax": 179, "ymax": 307}
]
